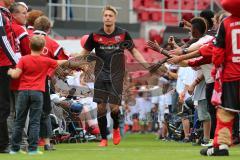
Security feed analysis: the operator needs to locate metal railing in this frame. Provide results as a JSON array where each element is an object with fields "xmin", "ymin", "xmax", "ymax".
[
  {"xmin": 48, "ymin": 0, "xmax": 122, "ymax": 21},
  {"xmin": 47, "ymin": 0, "xmax": 217, "ymax": 24}
]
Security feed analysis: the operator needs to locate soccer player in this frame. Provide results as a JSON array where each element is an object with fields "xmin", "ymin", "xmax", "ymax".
[{"xmin": 78, "ymin": 5, "xmax": 150, "ymax": 147}]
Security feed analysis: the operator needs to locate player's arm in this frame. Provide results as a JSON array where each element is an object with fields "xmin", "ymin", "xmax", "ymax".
[
  {"xmin": 125, "ymin": 31, "xmax": 150, "ymax": 69},
  {"xmin": 130, "ymin": 48, "xmax": 150, "ymax": 69},
  {"xmin": 0, "ymin": 13, "xmax": 18, "ymax": 64},
  {"xmin": 7, "ymin": 68, "xmax": 22, "ymax": 79}
]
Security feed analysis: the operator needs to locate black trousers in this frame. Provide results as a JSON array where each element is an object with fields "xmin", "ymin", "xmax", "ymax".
[
  {"xmin": 39, "ymin": 78, "xmax": 52, "ymax": 138},
  {"xmin": 0, "ymin": 67, "xmax": 11, "ymax": 150},
  {"xmin": 206, "ymin": 83, "xmax": 216, "ymax": 139}
]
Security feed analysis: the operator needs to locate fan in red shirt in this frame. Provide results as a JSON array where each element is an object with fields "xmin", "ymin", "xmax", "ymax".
[
  {"xmin": 32, "ymin": 15, "xmax": 68, "ymax": 151},
  {"xmin": 200, "ymin": 0, "xmax": 240, "ymax": 156},
  {"xmin": 0, "ymin": 0, "xmax": 18, "ymax": 153},
  {"xmin": 8, "ymin": 35, "xmax": 66, "ymax": 155},
  {"xmin": 9, "ymin": 2, "xmax": 31, "ymax": 91}
]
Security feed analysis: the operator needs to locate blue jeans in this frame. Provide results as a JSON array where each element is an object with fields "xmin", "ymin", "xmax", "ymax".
[{"xmin": 11, "ymin": 90, "xmax": 43, "ymax": 152}]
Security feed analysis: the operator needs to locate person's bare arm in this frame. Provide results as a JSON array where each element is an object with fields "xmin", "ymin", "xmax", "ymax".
[
  {"xmin": 170, "ymin": 43, "xmax": 202, "ymax": 56},
  {"xmin": 57, "ymin": 60, "xmax": 68, "ymax": 66},
  {"xmin": 167, "ymin": 50, "xmax": 201, "ymax": 64},
  {"xmin": 8, "ymin": 68, "xmax": 22, "ymax": 79},
  {"xmin": 130, "ymin": 47, "xmax": 150, "ymax": 69},
  {"xmin": 165, "ymin": 70, "xmax": 178, "ymax": 79},
  {"xmin": 188, "ymin": 74, "xmax": 204, "ymax": 95}
]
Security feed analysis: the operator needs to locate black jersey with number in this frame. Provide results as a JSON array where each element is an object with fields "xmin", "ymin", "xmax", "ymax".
[{"xmin": 84, "ymin": 26, "xmax": 134, "ymax": 81}]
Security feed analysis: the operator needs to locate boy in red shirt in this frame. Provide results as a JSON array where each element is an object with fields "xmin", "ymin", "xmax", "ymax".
[{"xmin": 7, "ymin": 35, "xmax": 66, "ymax": 155}]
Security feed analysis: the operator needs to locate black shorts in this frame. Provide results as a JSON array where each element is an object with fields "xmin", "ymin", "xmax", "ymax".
[
  {"xmin": 222, "ymin": 80, "xmax": 240, "ymax": 112},
  {"xmin": 93, "ymin": 80, "xmax": 123, "ymax": 106}
]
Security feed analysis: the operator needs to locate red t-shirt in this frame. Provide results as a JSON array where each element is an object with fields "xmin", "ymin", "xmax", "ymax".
[
  {"xmin": 214, "ymin": 15, "xmax": 240, "ymax": 82},
  {"xmin": 16, "ymin": 55, "xmax": 58, "ymax": 92}
]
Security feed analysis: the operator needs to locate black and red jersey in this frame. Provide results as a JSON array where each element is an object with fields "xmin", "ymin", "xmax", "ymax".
[
  {"xmin": 0, "ymin": 7, "xmax": 18, "ymax": 67},
  {"xmin": 84, "ymin": 26, "xmax": 135, "ymax": 81},
  {"xmin": 213, "ymin": 15, "xmax": 240, "ymax": 82}
]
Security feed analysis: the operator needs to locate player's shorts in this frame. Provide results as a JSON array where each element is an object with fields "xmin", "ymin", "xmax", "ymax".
[
  {"xmin": 221, "ymin": 80, "xmax": 240, "ymax": 112},
  {"xmin": 93, "ymin": 79, "xmax": 123, "ymax": 106}
]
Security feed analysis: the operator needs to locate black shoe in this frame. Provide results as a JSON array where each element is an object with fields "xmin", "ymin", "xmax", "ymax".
[
  {"xmin": 44, "ymin": 144, "xmax": 56, "ymax": 151},
  {"xmin": 0, "ymin": 148, "xmax": 10, "ymax": 153},
  {"xmin": 200, "ymin": 147, "xmax": 229, "ymax": 156}
]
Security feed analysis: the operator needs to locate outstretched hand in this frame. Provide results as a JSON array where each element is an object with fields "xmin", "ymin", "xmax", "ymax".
[
  {"xmin": 146, "ymin": 40, "xmax": 162, "ymax": 53},
  {"xmin": 167, "ymin": 55, "xmax": 182, "ymax": 64},
  {"xmin": 169, "ymin": 47, "xmax": 183, "ymax": 56}
]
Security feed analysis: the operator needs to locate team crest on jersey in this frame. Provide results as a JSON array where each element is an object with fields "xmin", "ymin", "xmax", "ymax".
[
  {"xmin": 115, "ymin": 36, "xmax": 121, "ymax": 42},
  {"xmin": 98, "ymin": 38, "xmax": 103, "ymax": 42},
  {"xmin": 42, "ymin": 47, "xmax": 48, "ymax": 55}
]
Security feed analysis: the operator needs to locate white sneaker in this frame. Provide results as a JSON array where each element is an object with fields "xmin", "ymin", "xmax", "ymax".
[{"xmin": 9, "ymin": 150, "xmax": 27, "ymax": 155}]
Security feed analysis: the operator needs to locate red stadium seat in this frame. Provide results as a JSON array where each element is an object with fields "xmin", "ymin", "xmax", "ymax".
[
  {"xmin": 148, "ymin": 29, "xmax": 163, "ymax": 44},
  {"xmin": 151, "ymin": 11, "xmax": 162, "ymax": 22},
  {"xmin": 165, "ymin": 0, "xmax": 178, "ymax": 9},
  {"xmin": 133, "ymin": 0, "xmax": 143, "ymax": 10},
  {"xmin": 142, "ymin": 0, "xmax": 155, "ymax": 7},
  {"xmin": 164, "ymin": 12, "xmax": 178, "ymax": 25},
  {"xmin": 182, "ymin": 13, "xmax": 194, "ymax": 21},
  {"xmin": 197, "ymin": 0, "xmax": 210, "ymax": 10},
  {"xmin": 138, "ymin": 11, "xmax": 150, "ymax": 21},
  {"xmin": 181, "ymin": 0, "xmax": 194, "ymax": 10}
]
